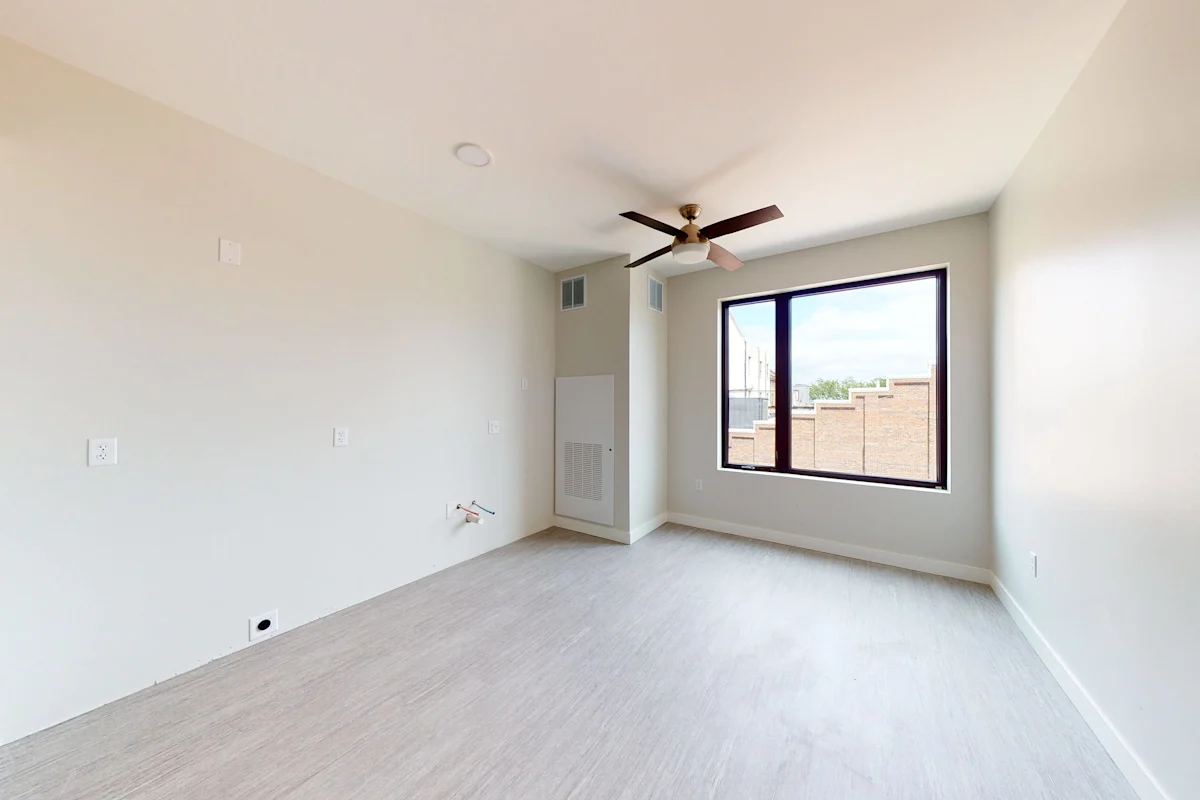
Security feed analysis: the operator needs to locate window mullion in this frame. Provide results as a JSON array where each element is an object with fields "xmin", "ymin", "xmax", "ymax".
[{"xmin": 774, "ymin": 297, "xmax": 791, "ymax": 471}]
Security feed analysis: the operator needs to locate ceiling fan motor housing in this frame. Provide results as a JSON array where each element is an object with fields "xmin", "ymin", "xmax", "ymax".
[
  {"xmin": 676, "ymin": 222, "xmax": 706, "ymax": 246},
  {"xmin": 676, "ymin": 205, "xmax": 706, "ymax": 245}
]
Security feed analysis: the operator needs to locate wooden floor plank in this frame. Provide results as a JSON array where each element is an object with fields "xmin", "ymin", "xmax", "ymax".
[{"xmin": 0, "ymin": 525, "xmax": 1136, "ymax": 799}]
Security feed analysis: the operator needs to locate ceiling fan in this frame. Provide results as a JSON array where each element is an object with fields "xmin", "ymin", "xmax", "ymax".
[{"xmin": 620, "ymin": 203, "xmax": 783, "ymax": 271}]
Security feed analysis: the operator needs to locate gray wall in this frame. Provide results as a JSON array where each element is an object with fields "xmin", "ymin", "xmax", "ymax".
[
  {"xmin": 628, "ymin": 266, "xmax": 669, "ymax": 540},
  {"xmin": 991, "ymin": 0, "xmax": 1199, "ymax": 795},
  {"xmin": 554, "ymin": 255, "xmax": 631, "ymax": 534},
  {"xmin": 0, "ymin": 38, "xmax": 555, "ymax": 745},
  {"xmin": 668, "ymin": 215, "xmax": 992, "ymax": 569}
]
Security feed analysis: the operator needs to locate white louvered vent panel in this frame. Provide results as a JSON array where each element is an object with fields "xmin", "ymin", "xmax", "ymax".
[
  {"xmin": 555, "ymin": 376, "xmax": 614, "ymax": 526},
  {"xmin": 564, "ymin": 442, "xmax": 604, "ymax": 501}
]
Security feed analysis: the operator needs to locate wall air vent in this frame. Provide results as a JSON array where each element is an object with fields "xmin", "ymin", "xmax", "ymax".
[
  {"xmin": 561, "ymin": 275, "xmax": 585, "ymax": 311},
  {"xmin": 563, "ymin": 441, "xmax": 604, "ymax": 501},
  {"xmin": 649, "ymin": 275, "xmax": 663, "ymax": 312}
]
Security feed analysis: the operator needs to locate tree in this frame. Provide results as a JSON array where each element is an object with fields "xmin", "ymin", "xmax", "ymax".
[{"xmin": 808, "ymin": 377, "xmax": 888, "ymax": 401}]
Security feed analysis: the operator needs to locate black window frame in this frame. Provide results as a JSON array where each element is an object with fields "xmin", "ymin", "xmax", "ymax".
[{"xmin": 721, "ymin": 268, "xmax": 948, "ymax": 490}]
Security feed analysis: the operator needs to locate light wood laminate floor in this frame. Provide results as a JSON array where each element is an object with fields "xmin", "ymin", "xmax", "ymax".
[{"xmin": 1, "ymin": 525, "xmax": 1135, "ymax": 799}]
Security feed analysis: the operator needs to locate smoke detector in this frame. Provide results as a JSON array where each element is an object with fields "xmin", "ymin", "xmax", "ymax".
[{"xmin": 454, "ymin": 143, "xmax": 492, "ymax": 167}]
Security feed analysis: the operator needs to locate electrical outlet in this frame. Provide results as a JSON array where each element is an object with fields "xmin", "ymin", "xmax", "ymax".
[
  {"xmin": 249, "ymin": 609, "xmax": 279, "ymax": 642},
  {"xmin": 333, "ymin": 427, "xmax": 349, "ymax": 447},
  {"xmin": 488, "ymin": 420, "xmax": 500, "ymax": 435},
  {"xmin": 1030, "ymin": 551, "xmax": 1038, "ymax": 578},
  {"xmin": 88, "ymin": 438, "xmax": 118, "ymax": 467},
  {"xmin": 695, "ymin": 479, "xmax": 703, "ymax": 490}
]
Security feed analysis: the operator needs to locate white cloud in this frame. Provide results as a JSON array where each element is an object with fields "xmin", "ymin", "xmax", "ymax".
[{"xmin": 790, "ymin": 285, "xmax": 935, "ymax": 383}]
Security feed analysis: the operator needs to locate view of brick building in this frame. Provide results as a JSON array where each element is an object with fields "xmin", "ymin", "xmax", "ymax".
[{"xmin": 729, "ymin": 366, "xmax": 938, "ymax": 481}]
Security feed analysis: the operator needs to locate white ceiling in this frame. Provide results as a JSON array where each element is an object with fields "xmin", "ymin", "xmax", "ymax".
[{"xmin": 0, "ymin": 1, "xmax": 1124, "ymax": 275}]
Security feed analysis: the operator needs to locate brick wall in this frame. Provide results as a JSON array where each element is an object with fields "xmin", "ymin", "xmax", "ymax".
[{"xmin": 728, "ymin": 368, "xmax": 938, "ymax": 481}]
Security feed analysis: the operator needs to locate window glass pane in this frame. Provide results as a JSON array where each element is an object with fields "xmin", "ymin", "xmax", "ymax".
[
  {"xmin": 789, "ymin": 277, "xmax": 938, "ymax": 481},
  {"xmin": 726, "ymin": 300, "xmax": 775, "ymax": 467},
  {"xmin": 572, "ymin": 276, "xmax": 584, "ymax": 307},
  {"xmin": 562, "ymin": 279, "xmax": 573, "ymax": 309}
]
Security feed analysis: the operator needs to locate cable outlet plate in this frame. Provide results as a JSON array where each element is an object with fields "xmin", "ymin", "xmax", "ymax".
[
  {"xmin": 88, "ymin": 438, "xmax": 118, "ymax": 467},
  {"xmin": 249, "ymin": 609, "xmax": 280, "ymax": 642}
]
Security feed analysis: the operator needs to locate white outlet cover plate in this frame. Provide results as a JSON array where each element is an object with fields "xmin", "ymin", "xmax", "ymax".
[
  {"xmin": 488, "ymin": 420, "xmax": 500, "ymax": 435},
  {"xmin": 333, "ymin": 427, "xmax": 349, "ymax": 447},
  {"xmin": 249, "ymin": 609, "xmax": 280, "ymax": 642},
  {"xmin": 88, "ymin": 438, "xmax": 118, "ymax": 467},
  {"xmin": 218, "ymin": 238, "xmax": 242, "ymax": 265}
]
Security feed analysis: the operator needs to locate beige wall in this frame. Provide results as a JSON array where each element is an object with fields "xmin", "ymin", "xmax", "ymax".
[
  {"xmin": 0, "ymin": 38, "xmax": 555, "ymax": 745},
  {"xmin": 991, "ymin": 0, "xmax": 1199, "ymax": 796},
  {"xmin": 668, "ymin": 215, "xmax": 991, "ymax": 568},
  {"xmin": 554, "ymin": 255, "xmax": 630, "ymax": 534},
  {"xmin": 628, "ymin": 267, "xmax": 669, "ymax": 540},
  {"xmin": 554, "ymin": 260, "xmax": 668, "ymax": 541}
]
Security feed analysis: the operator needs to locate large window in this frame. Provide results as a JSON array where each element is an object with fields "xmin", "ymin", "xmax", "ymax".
[{"xmin": 722, "ymin": 269, "xmax": 947, "ymax": 489}]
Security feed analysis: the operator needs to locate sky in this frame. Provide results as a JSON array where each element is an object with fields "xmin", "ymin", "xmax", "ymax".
[{"xmin": 729, "ymin": 278, "xmax": 937, "ymax": 385}]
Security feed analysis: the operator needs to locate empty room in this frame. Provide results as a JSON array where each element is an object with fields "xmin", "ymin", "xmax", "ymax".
[{"xmin": 1, "ymin": 0, "xmax": 1195, "ymax": 798}]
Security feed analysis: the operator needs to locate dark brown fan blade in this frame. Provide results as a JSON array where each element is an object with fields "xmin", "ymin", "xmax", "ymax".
[
  {"xmin": 707, "ymin": 242, "xmax": 744, "ymax": 271},
  {"xmin": 626, "ymin": 245, "xmax": 672, "ymax": 269},
  {"xmin": 620, "ymin": 211, "xmax": 684, "ymax": 238},
  {"xmin": 701, "ymin": 205, "xmax": 783, "ymax": 240}
]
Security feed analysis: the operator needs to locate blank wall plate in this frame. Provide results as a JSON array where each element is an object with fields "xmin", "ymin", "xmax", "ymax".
[
  {"xmin": 249, "ymin": 609, "xmax": 279, "ymax": 642},
  {"xmin": 88, "ymin": 438, "xmax": 118, "ymax": 467},
  {"xmin": 218, "ymin": 238, "xmax": 242, "ymax": 265},
  {"xmin": 333, "ymin": 427, "xmax": 349, "ymax": 447}
]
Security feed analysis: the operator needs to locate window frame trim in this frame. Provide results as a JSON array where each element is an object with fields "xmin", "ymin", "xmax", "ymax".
[{"xmin": 720, "ymin": 267, "xmax": 949, "ymax": 491}]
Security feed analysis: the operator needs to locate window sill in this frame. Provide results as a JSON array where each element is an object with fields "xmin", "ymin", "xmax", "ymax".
[{"xmin": 717, "ymin": 466, "xmax": 950, "ymax": 494}]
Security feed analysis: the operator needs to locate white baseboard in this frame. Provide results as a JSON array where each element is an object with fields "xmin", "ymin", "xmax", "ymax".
[
  {"xmin": 629, "ymin": 512, "xmax": 669, "ymax": 544},
  {"xmin": 990, "ymin": 578, "xmax": 1169, "ymax": 800},
  {"xmin": 551, "ymin": 515, "xmax": 629, "ymax": 544},
  {"xmin": 666, "ymin": 512, "xmax": 992, "ymax": 584}
]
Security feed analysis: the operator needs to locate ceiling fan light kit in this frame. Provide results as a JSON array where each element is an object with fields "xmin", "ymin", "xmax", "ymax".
[
  {"xmin": 673, "ymin": 241, "xmax": 710, "ymax": 264},
  {"xmin": 619, "ymin": 203, "xmax": 783, "ymax": 271}
]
